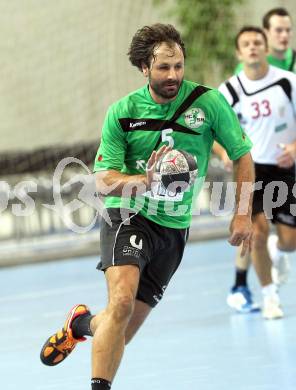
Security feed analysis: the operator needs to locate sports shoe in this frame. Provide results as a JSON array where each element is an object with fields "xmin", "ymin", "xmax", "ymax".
[
  {"xmin": 262, "ymin": 293, "xmax": 284, "ymax": 320},
  {"xmin": 40, "ymin": 304, "xmax": 90, "ymax": 366},
  {"xmin": 267, "ymin": 235, "xmax": 290, "ymax": 285},
  {"xmin": 227, "ymin": 286, "xmax": 260, "ymax": 313}
]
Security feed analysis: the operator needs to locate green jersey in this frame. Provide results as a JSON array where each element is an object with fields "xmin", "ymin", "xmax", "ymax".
[
  {"xmin": 93, "ymin": 80, "xmax": 252, "ymax": 228},
  {"xmin": 235, "ymin": 48, "xmax": 296, "ymax": 74}
]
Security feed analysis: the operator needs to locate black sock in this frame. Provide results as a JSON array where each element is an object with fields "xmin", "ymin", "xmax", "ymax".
[
  {"xmin": 72, "ymin": 313, "xmax": 94, "ymax": 338},
  {"xmin": 234, "ymin": 268, "xmax": 248, "ymax": 288},
  {"xmin": 91, "ymin": 378, "xmax": 111, "ymax": 389}
]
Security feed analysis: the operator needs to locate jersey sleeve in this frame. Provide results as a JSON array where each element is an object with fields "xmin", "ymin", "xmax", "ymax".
[
  {"xmin": 93, "ymin": 105, "xmax": 126, "ymax": 172},
  {"xmin": 210, "ymin": 90, "xmax": 252, "ymax": 160}
]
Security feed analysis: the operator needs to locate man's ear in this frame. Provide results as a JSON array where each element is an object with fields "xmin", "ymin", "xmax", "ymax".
[{"xmin": 142, "ymin": 63, "xmax": 149, "ymax": 77}]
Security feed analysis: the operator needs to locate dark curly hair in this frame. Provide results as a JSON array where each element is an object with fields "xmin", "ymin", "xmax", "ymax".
[{"xmin": 128, "ymin": 23, "xmax": 186, "ymax": 71}]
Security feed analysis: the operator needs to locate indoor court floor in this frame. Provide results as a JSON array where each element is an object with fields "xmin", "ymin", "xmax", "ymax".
[{"xmin": 1, "ymin": 239, "xmax": 296, "ymax": 390}]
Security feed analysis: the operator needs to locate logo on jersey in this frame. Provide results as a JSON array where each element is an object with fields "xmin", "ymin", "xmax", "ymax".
[
  {"xmin": 275, "ymin": 123, "xmax": 287, "ymax": 133},
  {"xmin": 136, "ymin": 160, "xmax": 146, "ymax": 170},
  {"xmin": 130, "ymin": 121, "xmax": 146, "ymax": 128},
  {"xmin": 184, "ymin": 108, "xmax": 205, "ymax": 128},
  {"xmin": 130, "ymin": 235, "xmax": 143, "ymax": 250},
  {"xmin": 237, "ymin": 112, "xmax": 247, "ymax": 126}
]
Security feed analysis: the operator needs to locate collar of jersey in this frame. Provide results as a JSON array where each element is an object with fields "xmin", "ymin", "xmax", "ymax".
[{"xmin": 241, "ymin": 65, "xmax": 273, "ymax": 85}]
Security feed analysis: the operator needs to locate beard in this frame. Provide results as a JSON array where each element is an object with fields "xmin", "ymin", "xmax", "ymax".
[{"xmin": 149, "ymin": 76, "xmax": 183, "ymax": 100}]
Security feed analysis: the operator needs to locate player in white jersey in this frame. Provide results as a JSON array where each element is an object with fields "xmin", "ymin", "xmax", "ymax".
[
  {"xmin": 223, "ymin": 8, "xmax": 296, "ymax": 314},
  {"xmin": 219, "ymin": 26, "xmax": 296, "ymax": 319}
]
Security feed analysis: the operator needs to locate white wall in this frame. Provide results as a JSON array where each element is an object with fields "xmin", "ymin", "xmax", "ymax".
[{"xmin": 0, "ymin": 0, "xmax": 295, "ymax": 152}]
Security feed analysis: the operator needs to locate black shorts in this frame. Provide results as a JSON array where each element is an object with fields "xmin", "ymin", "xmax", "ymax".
[
  {"xmin": 97, "ymin": 208, "xmax": 189, "ymax": 308},
  {"xmin": 253, "ymin": 163, "xmax": 296, "ymax": 227}
]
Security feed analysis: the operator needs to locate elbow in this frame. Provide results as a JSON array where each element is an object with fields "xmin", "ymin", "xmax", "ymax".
[{"xmin": 235, "ymin": 152, "xmax": 253, "ymax": 166}]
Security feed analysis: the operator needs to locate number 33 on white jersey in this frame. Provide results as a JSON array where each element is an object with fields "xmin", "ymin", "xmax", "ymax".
[{"xmin": 219, "ymin": 65, "xmax": 296, "ymax": 164}]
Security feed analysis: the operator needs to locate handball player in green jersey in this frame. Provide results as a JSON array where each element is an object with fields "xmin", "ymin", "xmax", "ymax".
[{"xmin": 40, "ymin": 23, "xmax": 254, "ymax": 389}]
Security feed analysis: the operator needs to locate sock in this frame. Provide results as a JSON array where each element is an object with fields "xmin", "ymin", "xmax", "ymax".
[
  {"xmin": 262, "ymin": 283, "xmax": 277, "ymax": 297},
  {"xmin": 72, "ymin": 313, "xmax": 94, "ymax": 338},
  {"xmin": 234, "ymin": 268, "xmax": 247, "ymax": 288},
  {"xmin": 91, "ymin": 378, "xmax": 111, "ymax": 389}
]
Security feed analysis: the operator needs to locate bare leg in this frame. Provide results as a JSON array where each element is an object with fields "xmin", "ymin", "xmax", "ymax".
[
  {"xmin": 235, "ymin": 248, "xmax": 251, "ymax": 270},
  {"xmin": 276, "ymin": 223, "xmax": 296, "ymax": 251},
  {"xmin": 91, "ymin": 265, "xmax": 140, "ymax": 381},
  {"xmin": 125, "ymin": 300, "xmax": 152, "ymax": 344},
  {"xmin": 251, "ymin": 213, "xmax": 272, "ymax": 287},
  {"xmin": 90, "ymin": 299, "xmax": 152, "ymax": 345}
]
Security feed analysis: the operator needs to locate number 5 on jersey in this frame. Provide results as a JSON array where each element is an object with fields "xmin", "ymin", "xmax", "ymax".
[{"xmin": 162, "ymin": 128, "xmax": 174, "ymax": 147}]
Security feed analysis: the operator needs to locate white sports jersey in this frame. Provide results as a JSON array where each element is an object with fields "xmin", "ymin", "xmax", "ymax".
[{"xmin": 219, "ymin": 65, "xmax": 296, "ymax": 164}]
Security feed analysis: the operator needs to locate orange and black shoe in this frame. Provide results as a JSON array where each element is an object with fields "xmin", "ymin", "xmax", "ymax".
[{"xmin": 40, "ymin": 304, "xmax": 90, "ymax": 366}]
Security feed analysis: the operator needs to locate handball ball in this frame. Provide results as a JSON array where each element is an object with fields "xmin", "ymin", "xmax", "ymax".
[{"xmin": 156, "ymin": 149, "xmax": 198, "ymax": 191}]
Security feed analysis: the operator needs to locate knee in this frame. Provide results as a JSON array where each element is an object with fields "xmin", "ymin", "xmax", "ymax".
[
  {"xmin": 253, "ymin": 231, "xmax": 268, "ymax": 250},
  {"xmin": 278, "ymin": 238, "xmax": 296, "ymax": 252},
  {"xmin": 109, "ymin": 294, "xmax": 135, "ymax": 323}
]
